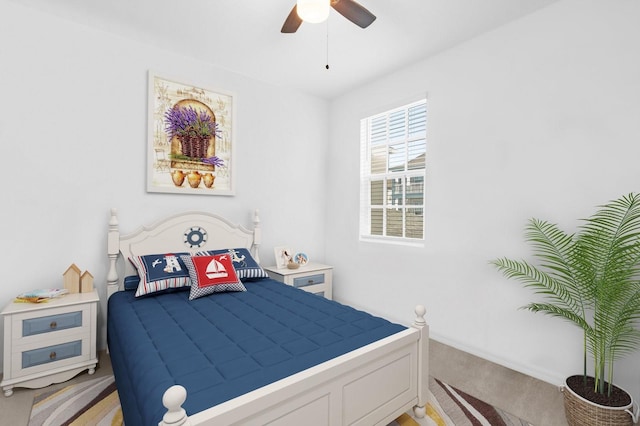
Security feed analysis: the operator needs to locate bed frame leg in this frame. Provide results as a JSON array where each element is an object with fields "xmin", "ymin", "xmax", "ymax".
[
  {"xmin": 159, "ymin": 385, "xmax": 191, "ymax": 426},
  {"xmin": 412, "ymin": 304, "xmax": 429, "ymax": 419}
]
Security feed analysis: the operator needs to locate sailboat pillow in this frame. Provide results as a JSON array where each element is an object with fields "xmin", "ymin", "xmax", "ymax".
[{"xmin": 180, "ymin": 254, "xmax": 246, "ymax": 300}]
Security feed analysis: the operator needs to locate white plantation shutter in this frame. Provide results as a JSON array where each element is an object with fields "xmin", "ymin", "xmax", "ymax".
[{"xmin": 360, "ymin": 99, "xmax": 427, "ymax": 244}]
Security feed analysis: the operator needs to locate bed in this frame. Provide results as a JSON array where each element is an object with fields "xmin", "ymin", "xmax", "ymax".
[{"xmin": 106, "ymin": 208, "xmax": 429, "ymax": 425}]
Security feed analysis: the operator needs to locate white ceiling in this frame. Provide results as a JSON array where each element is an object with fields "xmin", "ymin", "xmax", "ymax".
[{"xmin": 17, "ymin": 0, "xmax": 560, "ymax": 99}]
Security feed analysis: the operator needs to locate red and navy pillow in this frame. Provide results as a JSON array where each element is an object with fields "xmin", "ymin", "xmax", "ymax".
[
  {"xmin": 195, "ymin": 248, "xmax": 268, "ymax": 281},
  {"xmin": 180, "ymin": 254, "xmax": 246, "ymax": 300}
]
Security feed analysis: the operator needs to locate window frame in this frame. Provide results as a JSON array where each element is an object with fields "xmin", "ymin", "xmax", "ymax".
[{"xmin": 359, "ymin": 98, "xmax": 427, "ymax": 246}]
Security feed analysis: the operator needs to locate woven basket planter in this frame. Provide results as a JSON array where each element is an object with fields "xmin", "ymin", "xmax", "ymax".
[
  {"xmin": 563, "ymin": 377, "xmax": 637, "ymax": 426},
  {"xmin": 178, "ymin": 135, "xmax": 211, "ymax": 159}
]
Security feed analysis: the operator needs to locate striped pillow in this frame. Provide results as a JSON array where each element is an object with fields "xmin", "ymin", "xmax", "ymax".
[
  {"xmin": 196, "ymin": 248, "xmax": 268, "ymax": 281},
  {"xmin": 129, "ymin": 253, "xmax": 191, "ymax": 297}
]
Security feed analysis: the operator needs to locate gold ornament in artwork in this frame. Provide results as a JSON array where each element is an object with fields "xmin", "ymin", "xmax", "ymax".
[
  {"xmin": 171, "ymin": 170, "xmax": 185, "ymax": 187},
  {"xmin": 187, "ymin": 171, "xmax": 202, "ymax": 188},
  {"xmin": 202, "ymin": 173, "xmax": 215, "ymax": 188}
]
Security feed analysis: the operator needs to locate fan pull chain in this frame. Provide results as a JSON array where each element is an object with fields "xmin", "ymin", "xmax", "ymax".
[{"xmin": 326, "ymin": 19, "xmax": 330, "ymax": 70}]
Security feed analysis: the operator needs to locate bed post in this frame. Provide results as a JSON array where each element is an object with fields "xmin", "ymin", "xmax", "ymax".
[
  {"xmin": 160, "ymin": 385, "xmax": 191, "ymax": 426},
  {"xmin": 252, "ymin": 209, "xmax": 261, "ymax": 263},
  {"xmin": 107, "ymin": 208, "xmax": 120, "ymax": 300},
  {"xmin": 412, "ymin": 305, "xmax": 429, "ymax": 418}
]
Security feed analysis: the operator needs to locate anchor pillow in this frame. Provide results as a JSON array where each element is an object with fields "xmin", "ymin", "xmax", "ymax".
[
  {"xmin": 180, "ymin": 254, "xmax": 246, "ymax": 300},
  {"xmin": 196, "ymin": 248, "xmax": 269, "ymax": 281}
]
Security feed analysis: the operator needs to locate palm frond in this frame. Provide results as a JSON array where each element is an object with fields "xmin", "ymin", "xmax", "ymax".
[
  {"xmin": 492, "ymin": 193, "xmax": 640, "ymax": 395},
  {"xmin": 525, "ymin": 302, "xmax": 591, "ymax": 331}
]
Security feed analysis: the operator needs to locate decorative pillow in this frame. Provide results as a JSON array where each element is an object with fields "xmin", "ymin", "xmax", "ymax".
[
  {"xmin": 123, "ymin": 275, "xmax": 140, "ymax": 291},
  {"xmin": 180, "ymin": 254, "xmax": 246, "ymax": 300},
  {"xmin": 196, "ymin": 248, "xmax": 269, "ymax": 281},
  {"xmin": 129, "ymin": 253, "xmax": 191, "ymax": 297}
]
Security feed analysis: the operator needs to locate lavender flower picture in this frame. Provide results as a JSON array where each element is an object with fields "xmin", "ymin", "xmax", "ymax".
[{"xmin": 147, "ymin": 71, "xmax": 235, "ymax": 195}]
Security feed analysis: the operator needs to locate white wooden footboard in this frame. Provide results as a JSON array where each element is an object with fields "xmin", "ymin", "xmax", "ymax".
[{"xmin": 160, "ymin": 306, "xmax": 429, "ymax": 426}]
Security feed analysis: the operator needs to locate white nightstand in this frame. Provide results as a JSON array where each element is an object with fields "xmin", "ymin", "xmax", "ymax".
[
  {"xmin": 1, "ymin": 290, "xmax": 99, "ymax": 397},
  {"xmin": 264, "ymin": 263, "xmax": 333, "ymax": 299}
]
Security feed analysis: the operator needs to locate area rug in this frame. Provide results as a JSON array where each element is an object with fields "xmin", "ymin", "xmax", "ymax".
[
  {"xmin": 425, "ymin": 376, "xmax": 534, "ymax": 426},
  {"xmin": 29, "ymin": 375, "xmax": 121, "ymax": 426},
  {"xmin": 29, "ymin": 375, "xmax": 533, "ymax": 426}
]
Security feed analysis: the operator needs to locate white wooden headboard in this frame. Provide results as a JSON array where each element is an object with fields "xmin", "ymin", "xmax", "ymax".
[{"xmin": 106, "ymin": 208, "xmax": 261, "ymax": 299}]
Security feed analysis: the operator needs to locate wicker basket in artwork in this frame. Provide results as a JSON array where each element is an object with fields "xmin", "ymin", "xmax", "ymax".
[
  {"xmin": 563, "ymin": 378, "xmax": 636, "ymax": 426},
  {"xmin": 178, "ymin": 135, "xmax": 211, "ymax": 159}
]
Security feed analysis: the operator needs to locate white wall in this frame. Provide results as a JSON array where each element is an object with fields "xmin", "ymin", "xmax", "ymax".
[
  {"xmin": 327, "ymin": 0, "xmax": 640, "ymax": 398},
  {"xmin": 0, "ymin": 0, "xmax": 329, "ymax": 365}
]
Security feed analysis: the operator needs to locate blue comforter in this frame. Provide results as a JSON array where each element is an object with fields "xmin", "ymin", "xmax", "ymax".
[{"xmin": 107, "ymin": 278, "xmax": 405, "ymax": 425}]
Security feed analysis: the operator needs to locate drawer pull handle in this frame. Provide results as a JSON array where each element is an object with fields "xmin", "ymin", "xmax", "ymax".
[
  {"xmin": 49, "ymin": 351, "xmax": 57, "ymax": 360},
  {"xmin": 308, "ymin": 279, "xmax": 314, "ymax": 284},
  {"xmin": 50, "ymin": 321, "xmax": 57, "ymax": 329}
]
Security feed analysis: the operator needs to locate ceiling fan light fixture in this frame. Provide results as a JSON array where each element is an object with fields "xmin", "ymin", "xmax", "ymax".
[{"xmin": 296, "ymin": 0, "xmax": 330, "ymax": 24}]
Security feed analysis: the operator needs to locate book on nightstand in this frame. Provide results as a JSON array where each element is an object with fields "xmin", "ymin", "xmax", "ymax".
[{"xmin": 15, "ymin": 288, "xmax": 69, "ymax": 303}]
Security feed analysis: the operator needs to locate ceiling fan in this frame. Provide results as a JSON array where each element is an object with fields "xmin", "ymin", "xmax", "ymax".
[{"xmin": 281, "ymin": 0, "xmax": 376, "ymax": 33}]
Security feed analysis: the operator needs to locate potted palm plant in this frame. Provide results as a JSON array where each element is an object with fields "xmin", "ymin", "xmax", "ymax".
[{"xmin": 492, "ymin": 193, "xmax": 640, "ymax": 426}]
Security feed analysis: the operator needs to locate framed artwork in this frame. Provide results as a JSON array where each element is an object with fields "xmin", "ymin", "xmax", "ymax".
[
  {"xmin": 147, "ymin": 71, "xmax": 236, "ymax": 195},
  {"xmin": 274, "ymin": 246, "xmax": 292, "ymax": 269}
]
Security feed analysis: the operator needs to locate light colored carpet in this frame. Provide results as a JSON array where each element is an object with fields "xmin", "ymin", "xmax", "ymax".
[{"xmin": 28, "ymin": 375, "xmax": 533, "ymax": 426}]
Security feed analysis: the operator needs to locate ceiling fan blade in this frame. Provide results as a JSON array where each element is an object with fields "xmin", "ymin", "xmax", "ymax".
[
  {"xmin": 331, "ymin": 0, "xmax": 376, "ymax": 28},
  {"xmin": 281, "ymin": 5, "xmax": 303, "ymax": 33}
]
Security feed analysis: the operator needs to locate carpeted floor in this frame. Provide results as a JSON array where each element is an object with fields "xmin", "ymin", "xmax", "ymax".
[{"xmin": 28, "ymin": 375, "xmax": 533, "ymax": 426}]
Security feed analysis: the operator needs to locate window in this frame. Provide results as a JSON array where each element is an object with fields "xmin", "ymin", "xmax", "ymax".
[{"xmin": 360, "ymin": 99, "xmax": 427, "ymax": 244}]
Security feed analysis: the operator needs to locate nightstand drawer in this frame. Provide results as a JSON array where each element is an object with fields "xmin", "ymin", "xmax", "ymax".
[
  {"xmin": 22, "ymin": 340, "xmax": 82, "ymax": 369},
  {"xmin": 12, "ymin": 304, "xmax": 91, "ymax": 347},
  {"xmin": 293, "ymin": 273, "xmax": 325, "ymax": 288},
  {"xmin": 22, "ymin": 311, "xmax": 82, "ymax": 337}
]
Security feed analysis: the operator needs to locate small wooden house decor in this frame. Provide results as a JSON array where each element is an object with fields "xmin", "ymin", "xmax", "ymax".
[
  {"xmin": 80, "ymin": 271, "xmax": 94, "ymax": 293},
  {"xmin": 63, "ymin": 263, "xmax": 81, "ymax": 293}
]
